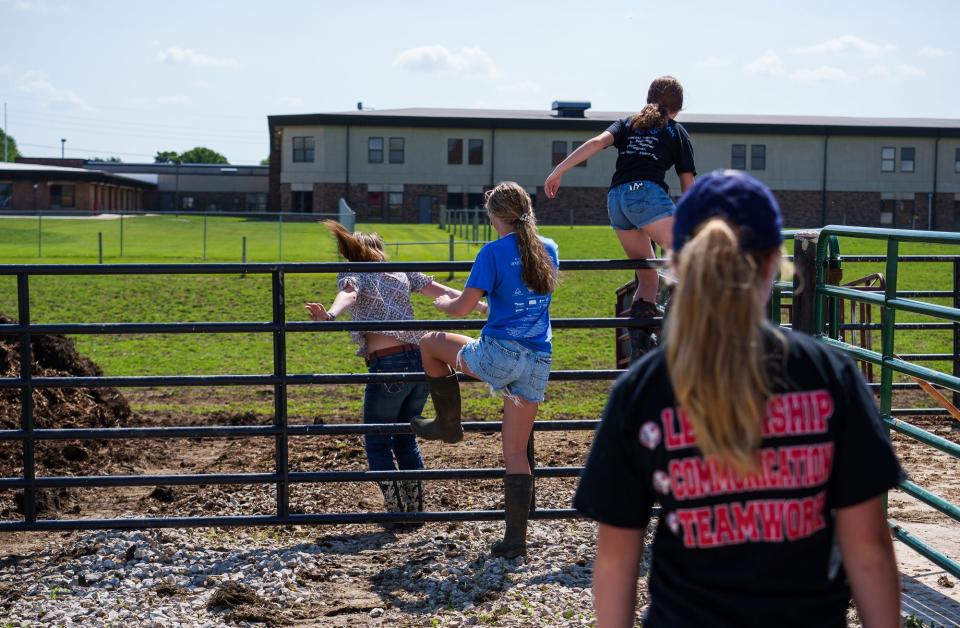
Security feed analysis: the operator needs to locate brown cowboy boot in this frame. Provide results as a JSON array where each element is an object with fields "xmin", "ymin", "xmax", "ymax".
[
  {"xmin": 410, "ymin": 374, "xmax": 463, "ymax": 443},
  {"xmin": 491, "ymin": 474, "xmax": 534, "ymax": 558}
]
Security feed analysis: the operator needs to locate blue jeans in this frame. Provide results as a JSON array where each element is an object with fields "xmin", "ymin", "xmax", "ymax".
[
  {"xmin": 607, "ymin": 180, "xmax": 676, "ymax": 230},
  {"xmin": 363, "ymin": 349, "xmax": 428, "ymax": 472},
  {"xmin": 459, "ymin": 336, "xmax": 552, "ymax": 403}
]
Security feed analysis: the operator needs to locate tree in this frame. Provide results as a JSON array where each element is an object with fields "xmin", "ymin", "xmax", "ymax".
[
  {"xmin": 178, "ymin": 146, "xmax": 228, "ymax": 164},
  {"xmin": 260, "ymin": 156, "xmax": 270, "ymax": 165},
  {"xmin": 155, "ymin": 150, "xmax": 181, "ymax": 164},
  {"xmin": 0, "ymin": 129, "xmax": 21, "ymax": 162}
]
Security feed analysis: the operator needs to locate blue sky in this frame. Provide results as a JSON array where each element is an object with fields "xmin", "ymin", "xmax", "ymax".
[{"xmin": 1, "ymin": 0, "xmax": 956, "ymax": 164}]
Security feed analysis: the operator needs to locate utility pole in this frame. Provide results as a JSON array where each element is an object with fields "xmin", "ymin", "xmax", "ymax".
[
  {"xmin": 60, "ymin": 138, "xmax": 66, "ymax": 159},
  {"xmin": 3, "ymin": 103, "xmax": 7, "ymax": 162}
]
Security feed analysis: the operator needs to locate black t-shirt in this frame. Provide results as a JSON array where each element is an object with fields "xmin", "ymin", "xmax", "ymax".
[
  {"xmin": 605, "ymin": 117, "xmax": 697, "ymax": 193},
  {"xmin": 574, "ymin": 329, "xmax": 903, "ymax": 628}
]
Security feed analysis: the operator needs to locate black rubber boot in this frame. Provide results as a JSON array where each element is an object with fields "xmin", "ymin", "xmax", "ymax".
[
  {"xmin": 410, "ymin": 374, "xmax": 463, "ymax": 443},
  {"xmin": 629, "ymin": 298, "xmax": 660, "ymax": 361},
  {"xmin": 377, "ymin": 480, "xmax": 406, "ymax": 530},
  {"xmin": 399, "ymin": 480, "xmax": 424, "ymax": 512},
  {"xmin": 491, "ymin": 474, "xmax": 534, "ymax": 559},
  {"xmin": 526, "ymin": 437, "xmax": 536, "ymax": 512}
]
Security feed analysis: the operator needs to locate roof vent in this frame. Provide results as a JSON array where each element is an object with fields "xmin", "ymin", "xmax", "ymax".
[{"xmin": 551, "ymin": 101, "xmax": 591, "ymax": 118}]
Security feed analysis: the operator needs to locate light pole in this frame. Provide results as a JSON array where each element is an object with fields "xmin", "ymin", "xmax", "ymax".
[{"xmin": 60, "ymin": 138, "xmax": 66, "ymax": 159}]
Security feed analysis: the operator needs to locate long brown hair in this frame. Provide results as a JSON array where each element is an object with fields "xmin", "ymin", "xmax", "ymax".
[
  {"xmin": 484, "ymin": 182, "xmax": 556, "ymax": 295},
  {"xmin": 323, "ymin": 220, "xmax": 387, "ymax": 262},
  {"xmin": 664, "ymin": 218, "xmax": 779, "ymax": 474},
  {"xmin": 631, "ymin": 75, "xmax": 684, "ymax": 131}
]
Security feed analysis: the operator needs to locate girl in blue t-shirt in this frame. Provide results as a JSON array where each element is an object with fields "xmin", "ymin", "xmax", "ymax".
[
  {"xmin": 411, "ymin": 181, "xmax": 559, "ymax": 558},
  {"xmin": 544, "ymin": 76, "xmax": 696, "ymax": 357}
]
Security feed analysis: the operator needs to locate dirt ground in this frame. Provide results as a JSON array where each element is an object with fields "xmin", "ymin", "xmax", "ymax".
[{"xmin": 2, "ymin": 364, "xmax": 960, "ymax": 624}]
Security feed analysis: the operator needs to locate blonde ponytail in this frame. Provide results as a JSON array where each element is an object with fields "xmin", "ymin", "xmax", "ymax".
[
  {"xmin": 485, "ymin": 182, "xmax": 557, "ymax": 295},
  {"xmin": 664, "ymin": 218, "xmax": 773, "ymax": 474}
]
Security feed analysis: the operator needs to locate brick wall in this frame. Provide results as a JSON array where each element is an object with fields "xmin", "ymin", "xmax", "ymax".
[
  {"xmin": 534, "ymin": 186, "xmax": 608, "ymax": 225},
  {"xmin": 403, "ymin": 184, "xmax": 446, "ymax": 222}
]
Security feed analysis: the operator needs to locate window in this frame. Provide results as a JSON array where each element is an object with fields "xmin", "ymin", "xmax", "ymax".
[
  {"xmin": 447, "ymin": 139, "xmax": 463, "ymax": 165},
  {"xmin": 367, "ymin": 191, "xmax": 384, "ymax": 216},
  {"xmin": 388, "ymin": 191, "xmax": 403, "ymax": 218},
  {"xmin": 181, "ymin": 196, "xmax": 195, "ymax": 210},
  {"xmin": 292, "ymin": 136, "xmax": 314, "ymax": 163},
  {"xmin": 881, "ymin": 147, "xmax": 896, "ymax": 172},
  {"xmin": 446, "ymin": 190, "xmax": 463, "ymax": 209},
  {"xmin": 901, "ymin": 147, "xmax": 915, "ymax": 173},
  {"xmin": 291, "ymin": 191, "xmax": 312, "ymax": 212},
  {"xmin": 467, "ymin": 192, "xmax": 484, "ymax": 208},
  {"xmin": 468, "ymin": 139, "xmax": 484, "ymax": 165},
  {"xmin": 245, "ymin": 193, "xmax": 267, "ymax": 212},
  {"xmin": 368, "ymin": 137, "xmax": 384, "ymax": 163},
  {"xmin": 955, "ymin": 148, "xmax": 960, "ymax": 174},
  {"xmin": 571, "ymin": 141, "xmax": 587, "ymax": 167},
  {"xmin": 388, "ymin": 137, "xmax": 405, "ymax": 164},
  {"xmin": 0, "ymin": 182, "xmax": 11, "ymax": 208},
  {"xmin": 552, "ymin": 141, "xmax": 567, "ymax": 167},
  {"xmin": 880, "ymin": 198, "xmax": 895, "ymax": 225},
  {"xmin": 731, "ymin": 144, "xmax": 746, "ymax": 170},
  {"xmin": 751, "ymin": 144, "xmax": 766, "ymax": 170},
  {"xmin": 50, "ymin": 184, "xmax": 75, "ymax": 208}
]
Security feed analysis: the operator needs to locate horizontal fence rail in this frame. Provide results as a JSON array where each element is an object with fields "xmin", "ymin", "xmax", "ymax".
[
  {"xmin": 807, "ymin": 226, "xmax": 960, "ymax": 579},
  {"xmin": 0, "ymin": 257, "xmax": 662, "ymax": 532}
]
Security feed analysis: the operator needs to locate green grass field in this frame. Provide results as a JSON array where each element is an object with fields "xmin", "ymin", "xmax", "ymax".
[{"xmin": 0, "ymin": 214, "xmax": 956, "ymax": 420}]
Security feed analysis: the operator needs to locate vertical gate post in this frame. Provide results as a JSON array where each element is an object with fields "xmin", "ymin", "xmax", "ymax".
[
  {"xmin": 953, "ymin": 259, "xmax": 959, "ymax": 410},
  {"xmin": 17, "ymin": 273, "xmax": 35, "ymax": 523},
  {"xmin": 791, "ymin": 231, "xmax": 820, "ymax": 335},
  {"xmin": 448, "ymin": 234, "xmax": 455, "ymax": 281},
  {"xmin": 879, "ymin": 239, "xmax": 900, "ymax": 417},
  {"xmin": 272, "ymin": 271, "xmax": 289, "ymax": 519}
]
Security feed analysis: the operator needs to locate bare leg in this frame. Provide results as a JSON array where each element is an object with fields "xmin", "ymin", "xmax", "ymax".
[
  {"xmin": 419, "ymin": 332, "xmax": 478, "ymax": 378},
  {"xmin": 614, "ymin": 229, "xmax": 657, "ymax": 304},
  {"xmin": 642, "ymin": 215, "xmax": 674, "ymax": 251},
  {"xmin": 501, "ymin": 398, "xmax": 538, "ymax": 475}
]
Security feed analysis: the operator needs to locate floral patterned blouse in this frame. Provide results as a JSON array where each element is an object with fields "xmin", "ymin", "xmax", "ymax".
[{"xmin": 336, "ymin": 271, "xmax": 434, "ymax": 357}]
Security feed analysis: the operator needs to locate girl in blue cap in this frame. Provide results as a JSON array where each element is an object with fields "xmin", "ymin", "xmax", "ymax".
[
  {"xmin": 574, "ymin": 170, "xmax": 902, "ymax": 627},
  {"xmin": 544, "ymin": 76, "xmax": 696, "ymax": 357}
]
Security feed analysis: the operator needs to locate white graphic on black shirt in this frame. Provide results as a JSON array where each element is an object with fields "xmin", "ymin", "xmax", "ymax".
[
  {"xmin": 653, "ymin": 470, "xmax": 671, "ymax": 495},
  {"xmin": 666, "ymin": 512, "xmax": 679, "ymax": 535},
  {"xmin": 639, "ymin": 422, "xmax": 661, "ymax": 450}
]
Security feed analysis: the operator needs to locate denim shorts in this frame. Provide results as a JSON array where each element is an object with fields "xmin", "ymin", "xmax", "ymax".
[
  {"xmin": 458, "ymin": 335, "xmax": 552, "ymax": 403},
  {"xmin": 607, "ymin": 180, "xmax": 676, "ymax": 230}
]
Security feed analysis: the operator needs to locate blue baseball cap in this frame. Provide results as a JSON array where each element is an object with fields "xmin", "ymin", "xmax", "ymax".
[{"xmin": 672, "ymin": 169, "xmax": 783, "ymax": 254}]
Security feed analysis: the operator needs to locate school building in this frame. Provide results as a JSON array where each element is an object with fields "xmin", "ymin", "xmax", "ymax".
[
  {"xmin": 0, "ymin": 161, "xmax": 156, "ymax": 212},
  {"xmin": 1, "ymin": 159, "xmax": 268, "ymax": 213},
  {"xmin": 267, "ymin": 104, "xmax": 960, "ymax": 229}
]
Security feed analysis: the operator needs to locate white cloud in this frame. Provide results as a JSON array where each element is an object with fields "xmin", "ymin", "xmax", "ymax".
[
  {"xmin": 866, "ymin": 65, "xmax": 891, "ymax": 78},
  {"xmin": 895, "ymin": 64, "xmax": 926, "ymax": 77},
  {"xmin": 919, "ymin": 47, "xmax": 947, "ymax": 58},
  {"xmin": 789, "ymin": 35, "xmax": 894, "ymax": 57},
  {"xmin": 393, "ymin": 45, "xmax": 499, "ymax": 78},
  {"xmin": 790, "ymin": 66, "xmax": 854, "ymax": 82},
  {"xmin": 17, "ymin": 70, "xmax": 91, "ymax": 109},
  {"xmin": 743, "ymin": 50, "xmax": 784, "ymax": 76},
  {"xmin": 278, "ymin": 96, "xmax": 305, "ymax": 106},
  {"xmin": 157, "ymin": 47, "xmax": 240, "ymax": 69},
  {"xmin": 699, "ymin": 56, "xmax": 732, "ymax": 68}
]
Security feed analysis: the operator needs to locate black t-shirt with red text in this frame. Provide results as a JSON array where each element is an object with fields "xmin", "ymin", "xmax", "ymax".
[
  {"xmin": 574, "ymin": 329, "xmax": 903, "ymax": 628},
  {"xmin": 605, "ymin": 117, "xmax": 696, "ymax": 193}
]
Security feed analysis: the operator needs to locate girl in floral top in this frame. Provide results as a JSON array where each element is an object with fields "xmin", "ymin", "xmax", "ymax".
[{"xmin": 306, "ymin": 221, "xmax": 487, "ymax": 524}]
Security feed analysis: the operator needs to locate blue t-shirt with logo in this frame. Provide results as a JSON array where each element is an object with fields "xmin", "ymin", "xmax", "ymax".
[{"xmin": 465, "ymin": 233, "xmax": 559, "ymax": 353}]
